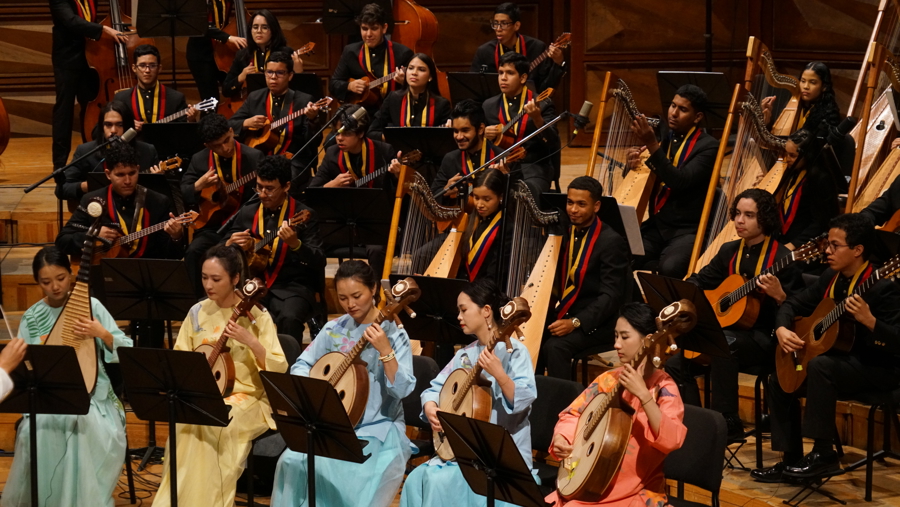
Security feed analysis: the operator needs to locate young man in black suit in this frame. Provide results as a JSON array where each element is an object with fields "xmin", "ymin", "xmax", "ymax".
[
  {"xmin": 629, "ymin": 84, "xmax": 720, "ymax": 279},
  {"xmin": 538, "ymin": 176, "xmax": 630, "ymax": 379},
  {"xmin": 113, "ymin": 44, "xmax": 198, "ymax": 129},
  {"xmin": 432, "ymin": 99, "xmax": 501, "ymax": 204}
]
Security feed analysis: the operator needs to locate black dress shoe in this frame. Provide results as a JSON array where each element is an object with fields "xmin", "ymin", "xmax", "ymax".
[
  {"xmin": 751, "ymin": 462, "xmax": 790, "ymax": 483},
  {"xmin": 783, "ymin": 450, "xmax": 840, "ymax": 478}
]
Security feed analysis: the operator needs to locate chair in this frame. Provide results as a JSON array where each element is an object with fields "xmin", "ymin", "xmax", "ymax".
[
  {"xmin": 529, "ymin": 375, "xmax": 585, "ymax": 496},
  {"xmin": 664, "ymin": 405, "xmax": 727, "ymax": 507},
  {"xmin": 402, "ymin": 355, "xmax": 441, "ymax": 466},
  {"xmin": 841, "ymin": 388, "xmax": 900, "ymax": 502}
]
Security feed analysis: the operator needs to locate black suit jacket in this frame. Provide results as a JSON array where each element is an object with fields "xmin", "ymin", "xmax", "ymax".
[
  {"xmin": 367, "ymin": 90, "xmax": 452, "ymax": 141},
  {"xmin": 59, "ymin": 140, "xmax": 160, "ymax": 201},
  {"xmin": 861, "ymin": 172, "xmax": 900, "ymax": 227},
  {"xmin": 775, "ymin": 162, "xmax": 840, "ymax": 247},
  {"xmin": 114, "ymin": 85, "xmax": 188, "ymax": 123},
  {"xmin": 470, "ymin": 34, "xmax": 565, "ymax": 92},
  {"xmin": 50, "ymin": 0, "xmax": 103, "ymax": 69},
  {"xmin": 329, "ymin": 40, "xmax": 413, "ymax": 115},
  {"xmin": 222, "ymin": 45, "xmax": 294, "ymax": 98},
  {"xmin": 432, "ymin": 140, "xmax": 500, "ymax": 205},
  {"xmin": 229, "ymin": 88, "xmax": 322, "ymax": 167},
  {"xmin": 180, "ymin": 143, "xmax": 265, "ymax": 230},
  {"xmin": 482, "ymin": 92, "xmax": 559, "ymax": 185},
  {"xmin": 310, "ymin": 141, "xmax": 397, "ymax": 192}
]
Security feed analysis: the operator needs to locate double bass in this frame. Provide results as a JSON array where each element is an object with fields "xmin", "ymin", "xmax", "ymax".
[{"xmin": 83, "ymin": 0, "xmax": 155, "ymax": 142}]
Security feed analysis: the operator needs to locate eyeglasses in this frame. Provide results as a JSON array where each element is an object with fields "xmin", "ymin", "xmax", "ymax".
[
  {"xmin": 490, "ymin": 20, "xmax": 514, "ymax": 29},
  {"xmin": 255, "ymin": 184, "xmax": 281, "ymax": 196},
  {"xmin": 265, "ymin": 70, "xmax": 288, "ymax": 78},
  {"xmin": 251, "ymin": 24, "xmax": 270, "ymax": 32},
  {"xmin": 826, "ymin": 242, "xmax": 850, "ymax": 251},
  {"xmin": 135, "ymin": 63, "xmax": 159, "ymax": 71}
]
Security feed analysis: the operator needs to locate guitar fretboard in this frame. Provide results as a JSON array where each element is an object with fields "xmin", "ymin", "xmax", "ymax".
[
  {"xmin": 225, "ymin": 171, "xmax": 258, "ymax": 194},
  {"xmin": 368, "ymin": 69, "xmax": 403, "ymax": 90}
]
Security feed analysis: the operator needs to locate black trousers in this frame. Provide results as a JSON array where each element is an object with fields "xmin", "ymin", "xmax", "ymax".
[
  {"xmin": 263, "ymin": 292, "xmax": 313, "ymax": 347},
  {"xmin": 536, "ymin": 320, "xmax": 616, "ymax": 379},
  {"xmin": 52, "ymin": 64, "xmax": 98, "ymax": 169},
  {"xmin": 185, "ymin": 229, "xmax": 223, "ymax": 299},
  {"xmin": 768, "ymin": 354, "xmax": 900, "ymax": 455},
  {"xmin": 186, "ymin": 38, "xmax": 222, "ymax": 102},
  {"xmin": 635, "ymin": 221, "xmax": 697, "ymax": 279},
  {"xmin": 665, "ymin": 328, "xmax": 773, "ymax": 414}
]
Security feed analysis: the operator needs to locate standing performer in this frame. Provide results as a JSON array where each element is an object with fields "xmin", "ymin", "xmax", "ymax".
[
  {"xmin": 1, "ymin": 246, "xmax": 131, "ymax": 507},
  {"xmin": 187, "ymin": 0, "xmax": 247, "ymax": 102},
  {"xmin": 152, "ymin": 244, "xmax": 288, "ymax": 507},
  {"xmin": 113, "ymin": 44, "xmax": 198, "ymax": 129},
  {"xmin": 271, "ymin": 260, "xmax": 415, "ymax": 507},
  {"xmin": 433, "ymin": 99, "xmax": 500, "ymax": 205},
  {"xmin": 545, "ymin": 303, "xmax": 687, "ymax": 507}
]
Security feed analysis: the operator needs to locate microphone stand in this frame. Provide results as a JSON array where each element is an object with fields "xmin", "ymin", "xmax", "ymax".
[{"xmin": 289, "ymin": 106, "xmax": 349, "ymax": 189}]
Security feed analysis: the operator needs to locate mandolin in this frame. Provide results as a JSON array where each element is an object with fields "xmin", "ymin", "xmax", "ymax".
[
  {"xmin": 308, "ymin": 278, "xmax": 421, "ymax": 427},
  {"xmin": 529, "ymin": 33, "xmax": 572, "ymax": 73},
  {"xmin": 347, "ymin": 67, "xmax": 407, "ymax": 107},
  {"xmin": 246, "ymin": 96, "xmax": 333, "ymax": 156},
  {"xmin": 141, "ymin": 155, "xmax": 183, "ymax": 174},
  {"xmin": 704, "ymin": 234, "xmax": 827, "ymax": 329},
  {"xmin": 490, "ymin": 88, "xmax": 554, "ymax": 149},
  {"xmin": 432, "ymin": 297, "xmax": 532, "ymax": 460},
  {"xmin": 244, "ymin": 210, "xmax": 311, "ymax": 278},
  {"xmin": 194, "ymin": 277, "xmax": 268, "ymax": 397},
  {"xmin": 352, "ymin": 150, "xmax": 423, "ymax": 188},
  {"xmin": 556, "ymin": 299, "xmax": 698, "ymax": 502},
  {"xmin": 775, "ymin": 254, "xmax": 900, "ymax": 393},
  {"xmin": 91, "ymin": 211, "xmax": 198, "ymax": 264}
]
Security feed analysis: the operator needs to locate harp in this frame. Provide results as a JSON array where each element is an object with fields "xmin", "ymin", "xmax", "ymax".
[
  {"xmin": 744, "ymin": 37, "xmax": 802, "ymax": 136},
  {"xmin": 505, "ymin": 180, "xmax": 561, "ymax": 368},
  {"xmin": 585, "ymin": 73, "xmax": 658, "ymax": 222}
]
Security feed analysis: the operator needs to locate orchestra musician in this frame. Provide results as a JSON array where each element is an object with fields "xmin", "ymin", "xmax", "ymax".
[
  {"xmin": 629, "ymin": 84, "xmax": 719, "ymax": 279},
  {"xmin": 329, "ymin": 3, "xmax": 414, "ymax": 116},
  {"xmin": 224, "ymin": 155, "xmax": 326, "ymax": 345},
  {"xmin": 401, "ymin": 278, "xmax": 537, "ymax": 507},
  {"xmin": 152, "ymin": 244, "xmax": 288, "ymax": 507},
  {"xmin": 470, "ymin": 2, "xmax": 566, "ymax": 93},
  {"xmin": 181, "ymin": 113, "xmax": 264, "ymax": 298},
  {"xmin": 664, "ymin": 189, "xmax": 804, "ymax": 440},
  {"xmin": 49, "ymin": 0, "xmax": 128, "ymax": 171},
  {"xmin": 113, "ymin": 44, "xmax": 199, "ymax": 130},
  {"xmin": 58, "ymin": 101, "xmax": 160, "ymax": 203},
  {"xmin": 0, "ymin": 246, "xmax": 131, "ymax": 507},
  {"xmin": 187, "ymin": 0, "xmax": 246, "ymax": 101},
  {"xmin": 459, "ymin": 169, "xmax": 511, "ymax": 283},
  {"xmin": 271, "ymin": 260, "xmax": 415, "ymax": 507},
  {"xmin": 538, "ymin": 177, "xmax": 630, "ymax": 379},
  {"xmin": 221, "ymin": 9, "xmax": 306, "ymax": 99},
  {"xmin": 751, "ymin": 214, "xmax": 900, "ymax": 483},
  {"xmin": 546, "ymin": 303, "xmax": 687, "ymax": 507},
  {"xmin": 483, "ymin": 52, "xmax": 559, "ymax": 196},
  {"xmin": 433, "ymin": 99, "xmax": 501, "ymax": 204}
]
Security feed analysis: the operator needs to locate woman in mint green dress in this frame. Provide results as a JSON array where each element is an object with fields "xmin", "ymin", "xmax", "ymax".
[{"xmin": 1, "ymin": 246, "xmax": 131, "ymax": 507}]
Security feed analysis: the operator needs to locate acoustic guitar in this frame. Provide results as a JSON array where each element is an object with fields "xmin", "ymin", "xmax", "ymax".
[
  {"xmin": 91, "ymin": 211, "xmax": 198, "ymax": 264},
  {"xmin": 194, "ymin": 167, "xmax": 259, "ymax": 230},
  {"xmin": 244, "ymin": 209, "xmax": 311, "ymax": 278},
  {"xmin": 352, "ymin": 149, "xmax": 422, "ymax": 188},
  {"xmin": 347, "ymin": 67, "xmax": 407, "ymax": 107},
  {"xmin": 529, "ymin": 32, "xmax": 572, "ymax": 73},
  {"xmin": 556, "ymin": 299, "xmax": 698, "ymax": 502},
  {"xmin": 245, "ymin": 96, "xmax": 333, "ymax": 156},
  {"xmin": 308, "ymin": 278, "xmax": 421, "ymax": 427},
  {"xmin": 432, "ymin": 297, "xmax": 532, "ymax": 460},
  {"xmin": 775, "ymin": 254, "xmax": 900, "ymax": 393},
  {"xmin": 194, "ymin": 277, "xmax": 268, "ymax": 397},
  {"xmin": 141, "ymin": 155, "xmax": 183, "ymax": 174},
  {"xmin": 490, "ymin": 88, "xmax": 554, "ymax": 149}
]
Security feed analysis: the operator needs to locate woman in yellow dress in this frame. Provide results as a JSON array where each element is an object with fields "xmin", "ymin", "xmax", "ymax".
[{"xmin": 153, "ymin": 244, "xmax": 288, "ymax": 507}]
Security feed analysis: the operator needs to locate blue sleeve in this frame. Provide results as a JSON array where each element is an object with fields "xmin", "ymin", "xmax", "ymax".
[
  {"xmin": 382, "ymin": 324, "xmax": 415, "ymax": 399},
  {"xmin": 500, "ymin": 342, "xmax": 537, "ymax": 414},
  {"xmin": 419, "ymin": 350, "xmax": 459, "ymax": 423},
  {"xmin": 91, "ymin": 298, "xmax": 132, "ymax": 363}
]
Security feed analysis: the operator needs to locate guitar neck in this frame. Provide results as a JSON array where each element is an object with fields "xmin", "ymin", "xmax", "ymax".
[
  {"xmin": 354, "ymin": 162, "xmax": 392, "ymax": 187},
  {"xmin": 369, "ymin": 70, "xmax": 401, "ymax": 89},
  {"xmin": 157, "ymin": 107, "xmax": 190, "ymax": 124},
  {"xmin": 225, "ymin": 170, "xmax": 258, "ymax": 194},
  {"xmin": 330, "ymin": 309, "xmax": 394, "ymax": 385},
  {"xmin": 270, "ymin": 109, "xmax": 306, "ymax": 131},
  {"xmin": 450, "ymin": 336, "xmax": 502, "ymax": 412},
  {"xmin": 208, "ymin": 306, "xmax": 243, "ymax": 367},
  {"xmin": 500, "ymin": 110, "xmax": 528, "ymax": 135},
  {"xmin": 822, "ymin": 274, "xmax": 880, "ymax": 332},
  {"xmin": 114, "ymin": 219, "xmax": 171, "ymax": 247},
  {"xmin": 731, "ymin": 253, "xmax": 796, "ymax": 301},
  {"xmin": 529, "ymin": 51, "xmax": 550, "ymax": 72}
]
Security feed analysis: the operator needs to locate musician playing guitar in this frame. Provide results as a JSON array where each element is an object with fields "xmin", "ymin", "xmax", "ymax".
[
  {"xmin": 470, "ymin": 2, "xmax": 566, "ymax": 93},
  {"xmin": 751, "ymin": 213, "xmax": 900, "ymax": 483},
  {"xmin": 272, "ymin": 261, "xmax": 415, "ymax": 507},
  {"xmin": 433, "ymin": 99, "xmax": 502, "ymax": 205},
  {"xmin": 155, "ymin": 244, "xmax": 287, "ymax": 507},
  {"xmin": 538, "ymin": 177, "xmax": 630, "ymax": 379},
  {"xmin": 224, "ymin": 155, "xmax": 325, "ymax": 345},
  {"xmin": 329, "ymin": 3, "xmax": 413, "ymax": 117},
  {"xmin": 113, "ymin": 44, "xmax": 199, "ymax": 131},
  {"xmin": 2, "ymin": 246, "xmax": 132, "ymax": 506},
  {"xmin": 483, "ymin": 52, "xmax": 559, "ymax": 196},
  {"xmin": 546, "ymin": 303, "xmax": 687, "ymax": 507},
  {"xmin": 182, "ymin": 113, "xmax": 264, "ymax": 298},
  {"xmin": 664, "ymin": 189, "xmax": 804, "ymax": 441}
]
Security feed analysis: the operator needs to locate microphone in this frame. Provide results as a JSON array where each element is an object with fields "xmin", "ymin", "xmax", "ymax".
[
  {"xmin": 337, "ymin": 108, "xmax": 367, "ymax": 134},
  {"xmin": 572, "ymin": 101, "xmax": 593, "ymax": 135},
  {"xmin": 826, "ymin": 116, "xmax": 857, "ymax": 146},
  {"xmin": 120, "ymin": 128, "xmax": 138, "ymax": 143}
]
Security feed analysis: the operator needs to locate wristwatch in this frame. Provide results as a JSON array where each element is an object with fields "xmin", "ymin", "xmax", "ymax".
[{"xmin": 571, "ymin": 317, "xmax": 581, "ymax": 329}]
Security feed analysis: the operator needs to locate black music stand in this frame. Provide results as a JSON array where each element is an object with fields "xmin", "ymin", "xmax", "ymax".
[
  {"xmin": 118, "ymin": 348, "xmax": 230, "ymax": 507},
  {"xmin": 0, "ymin": 345, "xmax": 90, "ymax": 507},
  {"xmin": 142, "ymin": 123, "xmax": 204, "ymax": 162},
  {"xmin": 384, "ymin": 127, "xmax": 457, "ymax": 167},
  {"xmin": 301, "ymin": 188, "xmax": 393, "ymax": 258},
  {"xmin": 447, "ymin": 72, "xmax": 502, "ymax": 105},
  {"xmin": 246, "ymin": 73, "xmax": 325, "ymax": 101},
  {"xmin": 259, "ymin": 371, "xmax": 370, "ymax": 507},
  {"xmin": 389, "ymin": 275, "xmax": 471, "ymax": 345},
  {"xmin": 656, "ymin": 71, "xmax": 731, "ymax": 132},
  {"xmin": 136, "ymin": 0, "xmax": 208, "ymax": 87},
  {"xmin": 437, "ymin": 412, "xmax": 550, "ymax": 507}
]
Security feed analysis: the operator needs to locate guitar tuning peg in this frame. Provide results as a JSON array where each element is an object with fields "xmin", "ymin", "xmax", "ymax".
[
  {"xmin": 403, "ymin": 306, "xmax": 416, "ymax": 318},
  {"xmin": 669, "ymin": 344, "xmax": 678, "ymax": 352},
  {"xmin": 652, "ymin": 356, "xmax": 661, "ymax": 368}
]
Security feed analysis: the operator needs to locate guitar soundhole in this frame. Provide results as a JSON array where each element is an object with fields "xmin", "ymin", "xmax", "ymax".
[
  {"xmin": 587, "ymin": 443, "xmax": 595, "ymax": 456},
  {"xmin": 323, "ymin": 364, "xmax": 331, "ymax": 375},
  {"xmin": 451, "ymin": 383, "xmax": 458, "ymax": 395},
  {"xmin": 338, "ymin": 390, "xmax": 345, "ymax": 400}
]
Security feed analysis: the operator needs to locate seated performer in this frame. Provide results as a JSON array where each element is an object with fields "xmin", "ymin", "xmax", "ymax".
[
  {"xmin": 538, "ymin": 176, "xmax": 630, "ymax": 379},
  {"xmin": 329, "ymin": 3, "xmax": 414, "ymax": 117},
  {"xmin": 664, "ymin": 189, "xmax": 803, "ymax": 440},
  {"xmin": 58, "ymin": 101, "xmax": 160, "ymax": 202},
  {"xmin": 224, "ymin": 155, "xmax": 326, "ymax": 344},
  {"xmin": 1, "ymin": 246, "xmax": 131, "ymax": 507},
  {"xmin": 229, "ymin": 51, "xmax": 324, "ymax": 174},
  {"xmin": 483, "ymin": 52, "xmax": 560, "ymax": 195},
  {"xmin": 182, "ymin": 113, "xmax": 264, "ymax": 298},
  {"xmin": 221, "ymin": 9, "xmax": 305, "ymax": 99},
  {"xmin": 460, "ymin": 168, "xmax": 511, "ymax": 283},
  {"xmin": 433, "ymin": 99, "xmax": 501, "ymax": 205},
  {"xmin": 400, "ymin": 278, "xmax": 537, "ymax": 507},
  {"xmin": 545, "ymin": 302, "xmax": 687, "ymax": 507},
  {"xmin": 272, "ymin": 260, "xmax": 415, "ymax": 507},
  {"xmin": 113, "ymin": 44, "xmax": 198, "ymax": 130},
  {"xmin": 471, "ymin": 2, "xmax": 566, "ymax": 92},
  {"xmin": 629, "ymin": 84, "xmax": 719, "ymax": 278},
  {"xmin": 751, "ymin": 213, "xmax": 900, "ymax": 483},
  {"xmin": 367, "ymin": 52, "xmax": 452, "ymax": 141},
  {"xmin": 57, "ymin": 142, "xmax": 183, "ymax": 258},
  {"xmin": 0, "ymin": 338, "xmax": 25, "ymax": 402},
  {"xmin": 153, "ymin": 244, "xmax": 288, "ymax": 507}
]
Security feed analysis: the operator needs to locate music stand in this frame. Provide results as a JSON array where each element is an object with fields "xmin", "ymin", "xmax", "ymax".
[
  {"xmin": 447, "ymin": 72, "xmax": 502, "ymax": 105},
  {"xmin": 0, "ymin": 345, "xmax": 90, "ymax": 507},
  {"xmin": 656, "ymin": 71, "xmax": 731, "ymax": 132},
  {"xmin": 301, "ymin": 188, "xmax": 393, "ymax": 258},
  {"xmin": 136, "ymin": 0, "xmax": 208, "ymax": 87},
  {"xmin": 322, "ymin": 0, "xmax": 393, "ymax": 36},
  {"xmin": 246, "ymin": 73, "xmax": 325, "ymax": 101},
  {"xmin": 541, "ymin": 193, "xmax": 645, "ymax": 256},
  {"xmin": 118, "ymin": 348, "xmax": 230, "ymax": 507},
  {"xmin": 388, "ymin": 275, "xmax": 472, "ymax": 346},
  {"xmin": 142, "ymin": 123, "xmax": 204, "ymax": 162},
  {"xmin": 636, "ymin": 272, "xmax": 731, "ymax": 359},
  {"xmin": 384, "ymin": 127, "xmax": 457, "ymax": 167},
  {"xmin": 437, "ymin": 413, "xmax": 550, "ymax": 507},
  {"xmin": 259, "ymin": 371, "xmax": 369, "ymax": 507}
]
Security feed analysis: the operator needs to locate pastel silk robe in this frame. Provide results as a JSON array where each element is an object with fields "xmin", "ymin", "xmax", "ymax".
[
  {"xmin": 546, "ymin": 369, "xmax": 687, "ymax": 507},
  {"xmin": 152, "ymin": 299, "xmax": 287, "ymax": 507}
]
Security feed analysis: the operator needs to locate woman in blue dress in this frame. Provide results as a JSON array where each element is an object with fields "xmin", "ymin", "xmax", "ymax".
[
  {"xmin": 400, "ymin": 278, "xmax": 537, "ymax": 507},
  {"xmin": 271, "ymin": 260, "xmax": 416, "ymax": 507},
  {"xmin": 2, "ymin": 246, "xmax": 131, "ymax": 507}
]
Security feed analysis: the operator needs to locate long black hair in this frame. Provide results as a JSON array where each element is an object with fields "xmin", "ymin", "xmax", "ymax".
[
  {"xmin": 247, "ymin": 10, "xmax": 288, "ymax": 53},
  {"xmin": 92, "ymin": 100, "xmax": 136, "ymax": 142},
  {"xmin": 334, "ymin": 260, "xmax": 381, "ymax": 304},
  {"xmin": 405, "ymin": 53, "xmax": 442, "ymax": 96},
  {"xmin": 461, "ymin": 278, "xmax": 510, "ymax": 326},
  {"xmin": 32, "ymin": 246, "xmax": 71, "ymax": 281},
  {"xmin": 800, "ymin": 62, "xmax": 841, "ymax": 131}
]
